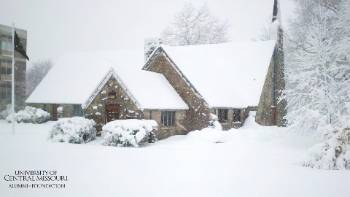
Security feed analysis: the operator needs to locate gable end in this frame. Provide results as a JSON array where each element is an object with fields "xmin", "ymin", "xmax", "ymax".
[
  {"xmin": 143, "ymin": 47, "xmax": 203, "ymax": 99},
  {"xmin": 83, "ymin": 68, "xmax": 141, "ymax": 110}
]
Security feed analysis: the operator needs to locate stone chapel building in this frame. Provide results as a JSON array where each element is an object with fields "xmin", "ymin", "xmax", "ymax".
[{"xmin": 26, "ymin": 0, "xmax": 286, "ymax": 139}]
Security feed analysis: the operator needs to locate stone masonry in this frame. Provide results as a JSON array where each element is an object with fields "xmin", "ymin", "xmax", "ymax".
[
  {"xmin": 144, "ymin": 48, "xmax": 211, "ymax": 131},
  {"xmin": 256, "ymin": 27, "xmax": 286, "ymax": 126},
  {"xmin": 84, "ymin": 76, "xmax": 142, "ymax": 133}
]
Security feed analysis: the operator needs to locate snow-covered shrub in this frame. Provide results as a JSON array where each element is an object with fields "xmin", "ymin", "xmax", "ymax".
[
  {"xmin": 102, "ymin": 119, "xmax": 157, "ymax": 147},
  {"xmin": 0, "ymin": 105, "xmax": 11, "ymax": 119},
  {"xmin": 303, "ymin": 128, "xmax": 350, "ymax": 170},
  {"xmin": 49, "ymin": 117, "xmax": 96, "ymax": 144},
  {"xmin": 208, "ymin": 113, "xmax": 222, "ymax": 130},
  {"xmin": 6, "ymin": 106, "xmax": 50, "ymax": 123}
]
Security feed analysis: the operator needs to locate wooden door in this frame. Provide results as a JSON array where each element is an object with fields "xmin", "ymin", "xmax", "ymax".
[{"xmin": 105, "ymin": 104, "xmax": 120, "ymax": 122}]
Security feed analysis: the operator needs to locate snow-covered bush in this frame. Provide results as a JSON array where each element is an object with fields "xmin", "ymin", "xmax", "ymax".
[
  {"xmin": 102, "ymin": 119, "xmax": 157, "ymax": 147},
  {"xmin": 303, "ymin": 128, "xmax": 350, "ymax": 170},
  {"xmin": 208, "ymin": 113, "xmax": 222, "ymax": 130},
  {"xmin": 6, "ymin": 106, "xmax": 50, "ymax": 123},
  {"xmin": 49, "ymin": 117, "xmax": 97, "ymax": 144}
]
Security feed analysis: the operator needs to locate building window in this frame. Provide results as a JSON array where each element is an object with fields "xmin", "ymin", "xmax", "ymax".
[
  {"xmin": 217, "ymin": 109, "xmax": 228, "ymax": 123},
  {"xmin": 0, "ymin": 82, "xmax": 11, "ymax": 100},
  {"xmin": 161, "ymin": 111, "xmax": 175, "ymax": 127},
  {"xmin": 0, "ymin": 40, "xmax": 12, "ymax": 52},
  {"xmin": 0, "ymin": 60, "xmax": 12, "ymax": 76},
  {"xmin": 73, "ymin": 105, "xmax": 83, "ymax": 116},
  {"xmin": 233, "ymin": 109, "xmax": 241, "ymax": 122},
  {"xmin": 0, "ymin": 66, "xmax": 11, "ymax": 75}
]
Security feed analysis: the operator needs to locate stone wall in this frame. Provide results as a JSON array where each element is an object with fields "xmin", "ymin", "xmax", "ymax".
[
  {"xmin": 144, "ymin": 50, "xmax": 210, "ymax": 131},
  {"xmin": 84, "ymin": 76, "xmax": 142, "ymax": 133},
  {"xmin": 256, "ymin": 58, "xmax": 275, "ymax": 125},
  {"xmin": 143, "ymin": 110, "xmax": 187, "ymax": 139},
  {"xmin": 256, "ymin": 27, "xmax": 286, "ymax": 126}
]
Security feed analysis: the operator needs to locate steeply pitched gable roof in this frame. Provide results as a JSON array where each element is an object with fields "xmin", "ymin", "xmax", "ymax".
[
  {"xmin": 145, "ymin": 41, "xmax": 276, "ymax": 108},
  {"xmin": 26, "ymin": 50, "xmax": 188, "ymax": 110}
]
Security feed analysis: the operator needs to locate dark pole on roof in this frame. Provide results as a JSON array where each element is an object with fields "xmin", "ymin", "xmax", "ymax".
[
  {"xmin": 271, "ymin": 0, "xmax": 279, "ymax": 125},
  {"xmin": 272, "ymin": 0, "xmax": 278, "ymax": 22}
]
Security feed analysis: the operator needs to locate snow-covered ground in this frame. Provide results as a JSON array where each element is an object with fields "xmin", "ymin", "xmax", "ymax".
[{"xmin": 0, "ymin": 114, "xmax": 350, "ymax": 197}]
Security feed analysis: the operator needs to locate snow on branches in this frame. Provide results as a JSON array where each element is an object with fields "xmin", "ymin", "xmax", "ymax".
[
  {"xmin": 161, "ymin": 3, "xmax": 229, "ymax": 46},
  {"xmin": 285, "ymin": 0, "xmax": 350, "ymax": 170},
  {"xmin": 284, "ymin": 0, "xmax": 350, "ymax": 136}
]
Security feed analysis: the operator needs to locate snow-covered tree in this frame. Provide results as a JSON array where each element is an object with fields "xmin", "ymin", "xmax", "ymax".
[
  {"xmin": 285, "ymin": 0, "xmax": 350, "ymax": 169},
  {"xmin": 286, "ymin": 0, "xmax": 350, "ymax": 134},
  {"xmin": 144, "ymin": 37, "xmax": 162, "ymax": 61},
  {"xmin": 26, "ymin": 60, "xmax": 52, "ymax": 97},
  {"xmin": 161, "ymin": 3, "xmax": 229, "ymax": 46},
  {"xmin": 285, "ymin": 0, "xmax": 350, "ymax": 136}
]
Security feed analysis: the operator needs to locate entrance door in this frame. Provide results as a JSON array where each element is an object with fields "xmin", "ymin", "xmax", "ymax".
[{"xmin": 105, "ymin": 104, "xmax": 120, "ymax": 122}]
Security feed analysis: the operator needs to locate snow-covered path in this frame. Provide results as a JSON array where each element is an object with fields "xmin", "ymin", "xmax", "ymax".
[{"xmin": 0, "ymin": 116, "xmax": 349, "ymax": 197}]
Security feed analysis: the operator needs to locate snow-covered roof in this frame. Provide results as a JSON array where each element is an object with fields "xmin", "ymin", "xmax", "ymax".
[
  {"xmin": 154, "ymin": 41, "xmax": 276, "ymax": 108},
  {"xmin": 26, "ymin": 50, "xmax": 188, "ymax": 110}
]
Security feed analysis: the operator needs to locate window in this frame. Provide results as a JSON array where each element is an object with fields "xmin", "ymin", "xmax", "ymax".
[
  {"xmin": 217, "ymin": 109, "xmax": 228, "ymax": 123},
  {"xmin": 161, "ymin": 111, "xmax": 175, "ymax": 127},
  {"xmin": 0, "ymin": 40, "xmax": 12, "ymax": 52},
  {"xmin": 73, "ymin": 105, "xmax": 83, "ymax": 116},
  {"xmin": 0, "ymin": 60, "xmax": 12, "ymax": 76},
  {"xmin": 233, "ymin": 109, "xmax": 241, "ymax": 122},
  {"xmin": 0, "ymin": 82, "xmax": 11, "ymax": 100},
  {"xmin": 0, "ymin": 66, "xmax": 11, "ymax": 75}
]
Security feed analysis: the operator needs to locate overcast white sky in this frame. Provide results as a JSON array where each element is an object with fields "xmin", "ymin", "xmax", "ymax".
[{"xmin": 0, "ymin": 0, "xmax": 293, "ymax": 62}]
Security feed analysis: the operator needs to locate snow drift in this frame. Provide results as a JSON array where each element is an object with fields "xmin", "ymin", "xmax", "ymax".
[{"xmin": 303, "ymin": 128, "xmax": 350, "ymax": 170}]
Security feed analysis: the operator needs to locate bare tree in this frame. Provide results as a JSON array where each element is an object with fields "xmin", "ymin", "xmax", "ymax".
[
  {"xmin": 161, "ymin": 3, "xmax": 230, "ymax": 46},
  {"xmin": 26, "ymin": 60, "xmax": 53, "ymax": 97}
]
